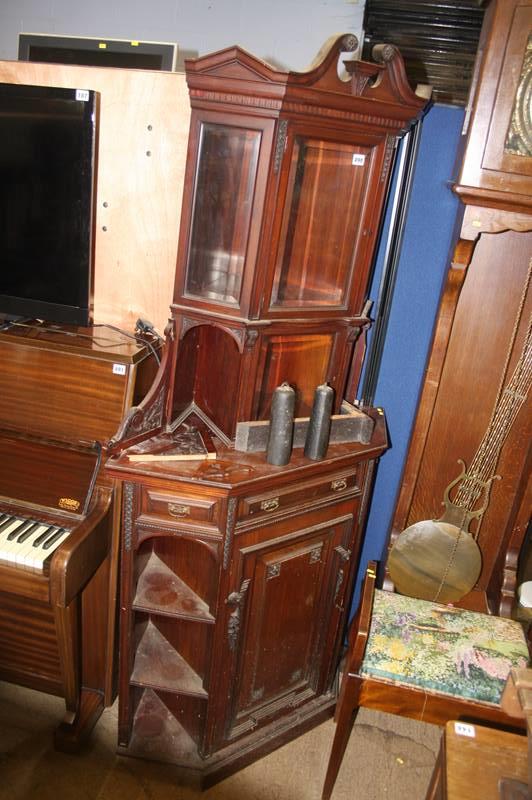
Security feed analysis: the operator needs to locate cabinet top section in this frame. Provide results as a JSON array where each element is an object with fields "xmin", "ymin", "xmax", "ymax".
[
  {"xmin": 105, "ymin": 408, "xmax": 387, "ymax": 491},
  {"xmin": 184, "ymin": 34, "xmax": 430, "ymax": 132}
]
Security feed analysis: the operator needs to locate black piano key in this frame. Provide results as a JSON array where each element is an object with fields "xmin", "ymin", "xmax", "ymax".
[
  {"xmin": 16, "ymin": 522, "xmax": 40, "ymax": 543},
  {"xmin": 0, "ymin": 515, "xmax": 18, "ymax": 533},
  {"xmin": 7, "ymin": 520, "xmax": 34, "ymax": 541},
  {"xmin": 33, "ymin": 526, "xmax": 56, "ymax": 547},
  {"xmin": 41, "ymin": 528, "xmax": 67, "ymax": 550}
]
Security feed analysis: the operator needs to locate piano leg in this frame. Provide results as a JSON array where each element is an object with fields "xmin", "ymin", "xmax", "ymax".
[
  {"xmin": 54, "ymin": 597, "xmax": 80, "ymax": 719},
  {"xmin": 54, "ymin": 689, "xmax": 106, "ymax": 753},
  {"xmin": 52, "ymin": 596, "xmax": 105, "ymax": 752}
]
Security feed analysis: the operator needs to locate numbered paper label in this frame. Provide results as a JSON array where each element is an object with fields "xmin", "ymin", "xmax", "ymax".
[{"xmin": 454, "ymin": 722, "xmax": 475, "ymax": 738}]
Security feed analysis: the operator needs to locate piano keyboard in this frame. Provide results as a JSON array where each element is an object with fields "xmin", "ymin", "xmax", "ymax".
[{"xmin": 0, "ymin": 512, "xmax": 71, "ymax": 572}]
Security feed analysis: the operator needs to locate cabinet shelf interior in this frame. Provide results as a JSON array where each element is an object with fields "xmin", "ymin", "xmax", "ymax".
[
  {"xmin": 134, "ymin": 550, "xmax": 215, "ymax": 622},
  {"xmin": 128, "ymin": 688, "xmax": 204, "ymax": 767},
  {"xmin": 131, "ymin": 619, "xmax": 208, "ymax": 697}
]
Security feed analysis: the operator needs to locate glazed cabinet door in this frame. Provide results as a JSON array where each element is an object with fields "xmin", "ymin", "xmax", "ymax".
[
  {"xmin": 216, "ymin": 511, "xmax": 357, "ymax": 748},
  {"xmin": 174, "ymin": 110, "xmax": 275, "ymax": 317},
  {"xmin": 263, "ymin": 122, "xmax": 395, "ymax": 318}
]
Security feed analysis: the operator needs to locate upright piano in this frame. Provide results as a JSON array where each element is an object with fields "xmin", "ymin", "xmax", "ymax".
[{"xmin": 0, "ymin": 320, "xmax": 156, "ymax": 750}]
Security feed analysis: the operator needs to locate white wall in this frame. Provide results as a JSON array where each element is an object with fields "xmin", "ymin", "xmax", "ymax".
[{"xmin": 0, "ymin": 0, "xmax": 365, "ymax": 71}]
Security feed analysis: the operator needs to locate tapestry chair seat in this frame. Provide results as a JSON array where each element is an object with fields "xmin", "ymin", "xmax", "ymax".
[
  {"xmin": 361, "ymin": 588, "xmax": 529, "ymax": 705},
  {"xmin": 321, "ymin": 562, "xmax": 530, "ymax": 800}
]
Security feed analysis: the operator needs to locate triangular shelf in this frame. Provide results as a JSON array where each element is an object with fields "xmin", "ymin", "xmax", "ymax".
[
  {"xmin": 133, "ymin": 551, "xmax": 215, "ymax": 623},
  {"xmin": 131, "ymin": 620, "xmax": 208, "ymax": 697},
  {"xmin": 171, "ymin": 401, "xmax": 233, "ymax": 448},
  {"xmin": 128, "ymin": 688, "xmax": 204, "ymax": 767}
]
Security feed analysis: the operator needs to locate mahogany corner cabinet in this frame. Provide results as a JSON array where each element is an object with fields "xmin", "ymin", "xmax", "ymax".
[
  {"xmin": 106, "ymin": 412, "xmax": 387, "ymax": 785},
  {"xmin": 106, "ymin": 34, "xmax": 428, "ymax": 786}
]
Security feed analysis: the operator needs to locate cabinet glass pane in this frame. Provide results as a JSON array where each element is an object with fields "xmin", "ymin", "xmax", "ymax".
[
  {"xmin": 185, "ymin": 123, "xmax": 261, "ymax": 305},
  {"xmin": 271, "ymin": 137, "xmax": 370, "ymax": 309}
]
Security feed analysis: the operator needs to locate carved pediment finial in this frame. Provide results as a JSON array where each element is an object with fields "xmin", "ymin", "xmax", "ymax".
[
  {"xmin": 340, "ymin": 33, "xmax": 359, "ymax": 54},
  {"xmin": 343, "ymin": 58, "xmax": 382, "ymax": 97},
  {"xmin": 372, "ymin": 43, "xmax": 400, "ymax": 65}
]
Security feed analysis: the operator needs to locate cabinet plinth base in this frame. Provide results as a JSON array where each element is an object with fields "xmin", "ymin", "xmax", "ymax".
[{"xmin": 118, "ymin": 692, "xmax": 336, "ymax": 789}]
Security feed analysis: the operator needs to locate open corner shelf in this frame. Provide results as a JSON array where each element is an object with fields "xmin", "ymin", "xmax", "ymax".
[
  {"xmin": 131, "ymin": 619, "xmax": 208, "ymax": 697},
  {"xmin": 128, "ymin": 688, "xmax": 205, "ymax": 767},
  {"xmin": 133, "ymin": 550, "xmax": 215, "ymax": 623}
]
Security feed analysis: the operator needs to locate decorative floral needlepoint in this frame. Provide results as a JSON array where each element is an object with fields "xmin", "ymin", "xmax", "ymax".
[{"xmin": 361, "ymin": 589, "xmax": 529, "ymax": 704}]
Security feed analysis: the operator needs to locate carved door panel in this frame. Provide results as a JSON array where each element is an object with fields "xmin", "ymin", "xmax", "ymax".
[{"xmin": 218, "ymin": 513, "xmax": 355, "ymax": 746}]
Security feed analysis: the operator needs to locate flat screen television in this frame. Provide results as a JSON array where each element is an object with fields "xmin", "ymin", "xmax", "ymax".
[
  {"xmin": 0, "ymin": 82, "xmax": 97, "ymax": 326},
  {"xmin": 18, "ymin": 33, "xmax": 177, "ymax": 72}
]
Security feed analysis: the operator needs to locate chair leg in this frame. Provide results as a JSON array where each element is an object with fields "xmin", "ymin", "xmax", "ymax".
[{"xmin": 322, "ymin": 673, "xmax": 362, "ymax": 800}]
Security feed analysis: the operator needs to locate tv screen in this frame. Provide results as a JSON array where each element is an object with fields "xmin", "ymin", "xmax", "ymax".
[
  {"xmin": 0, "ymin": 82, "xmax": 97, "ymax": 326},
  {"xmin": 19, "ymin": 34, "xmax": 177, "ymax": 72}
]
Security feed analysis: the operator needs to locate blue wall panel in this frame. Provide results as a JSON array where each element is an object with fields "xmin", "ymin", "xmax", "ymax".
[{"xmin": 351, "ymin": 104, "xmax": 465, "ymax": 613}]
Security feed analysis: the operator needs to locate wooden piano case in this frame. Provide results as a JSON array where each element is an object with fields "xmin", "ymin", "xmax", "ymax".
[{"xmin": 0, "ymin": 321, "xmax": 157, "ymax": 749}]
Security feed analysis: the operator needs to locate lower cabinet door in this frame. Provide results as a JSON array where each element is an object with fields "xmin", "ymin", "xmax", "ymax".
[{"xmin": 219, "ymin": 512, "xmax": 356, "ymax": 745}]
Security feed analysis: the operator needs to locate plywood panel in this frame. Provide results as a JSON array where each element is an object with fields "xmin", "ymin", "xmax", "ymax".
[{"xmin": 0, "ymin": 61, "xmax": 190, "ymax": 334}]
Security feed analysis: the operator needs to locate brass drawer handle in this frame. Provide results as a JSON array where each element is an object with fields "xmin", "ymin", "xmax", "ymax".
[
  {"xmin": 168, "ymin": 502, "xmax": 191, "ymax": 518},
  {"xmin": 260, "ymin": 497, "xmax": 280, "ymax": 512},
  {"xmin": 331, "ymin": 478, "xmax": 347, "ymax": 492}
]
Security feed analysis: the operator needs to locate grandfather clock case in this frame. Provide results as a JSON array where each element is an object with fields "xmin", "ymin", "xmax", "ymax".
[
  {"xmin": 390, "ymin": 0, "xmax": 532, "ymax": 618},
  {"xmin": 107, "ymin": 36, "xmax": 428, "ymax": 785}
]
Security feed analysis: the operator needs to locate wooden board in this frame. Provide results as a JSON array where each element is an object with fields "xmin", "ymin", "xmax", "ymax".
[
  {"xmin": 0, "ymin": 60, "xmax": 190, "ymax": 334},
  {"xmin": 234, "ymin": 401, "xmax": 376, "ymax": 452},
  {"xmin": 443, "ymin": 720, "xmax": 528, "ymax": 800}
]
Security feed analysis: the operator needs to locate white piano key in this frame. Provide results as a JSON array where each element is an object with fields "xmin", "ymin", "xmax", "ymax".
[
  {"xmin": 26, "ymin": 527, "xmax": 71, "ymax": 572},
  {"xmin": 0, "ymin": 517, "xmax": 25, "ymax": 540},
  {"xmin": 14, "ymin": 524, "xmax": 58, "ymax": 571},
  {"xmin": 15, "ymin": 524, "xmax": 52, "ymax": 567},
  {"xmin": 0, "ymin": 517, "xmax": 16, "ymax": 554},
  {"xmin": 0, "ymin": 518, "xmax": 27, "ymax": 562},
  {"xmin": 0, "ymin": 514, "xmax": 71, "ymax": 572}
]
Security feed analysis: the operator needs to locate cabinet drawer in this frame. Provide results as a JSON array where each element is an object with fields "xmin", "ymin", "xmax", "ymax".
[
  {"xmin": 238, "ymin": 470, "xmax": 359, "ymax": 523},
  {"xmin": 140, "ymin": 487, "xmax": 218, "ymax": 526}
]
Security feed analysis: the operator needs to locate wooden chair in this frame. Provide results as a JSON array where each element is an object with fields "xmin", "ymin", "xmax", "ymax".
[{"xmin": 321, "ymin": 553, "xmax": 530, "ymax": 800}]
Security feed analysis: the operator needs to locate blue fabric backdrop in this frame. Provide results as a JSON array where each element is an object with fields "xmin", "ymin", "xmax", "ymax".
[{"xmin": 351, "ymin": 104, "xmax": 465, "ymax": 615}]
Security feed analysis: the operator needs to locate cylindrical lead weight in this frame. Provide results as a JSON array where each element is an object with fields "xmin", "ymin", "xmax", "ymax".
[
  {"xmin": 266, "ymin": 383, "xmax": 295, "ymax": 466},
  {"xmin": 304, "ymin": 383, "xmax": 334, "ymax": 460}
]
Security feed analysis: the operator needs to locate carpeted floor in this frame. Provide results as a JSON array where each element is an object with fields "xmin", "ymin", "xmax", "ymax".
[{"xmin": 0, "ymin": 682, "xmax": 441, "ymax": 800}]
